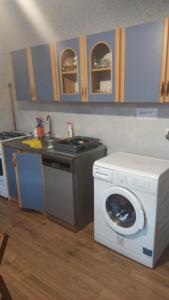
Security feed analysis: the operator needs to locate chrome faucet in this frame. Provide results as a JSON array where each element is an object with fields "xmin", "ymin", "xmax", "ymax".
[{"xmin": 45, "ymin": 115, "xmax": 52, "ymax": 136}]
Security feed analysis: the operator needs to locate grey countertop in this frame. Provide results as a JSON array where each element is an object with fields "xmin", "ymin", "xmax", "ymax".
[{"xmin": 3, "ymin": 136, "xmax": 106, "ymax": 160}]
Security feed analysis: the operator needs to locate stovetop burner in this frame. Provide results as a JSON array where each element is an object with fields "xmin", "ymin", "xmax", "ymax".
[
  {"xmin": 54, "ymin": 136, "xmax": 100, "ymax": 153},
  {"xmin": 0, "ymin": 131, "xmax": 27, "ymax": 141}
]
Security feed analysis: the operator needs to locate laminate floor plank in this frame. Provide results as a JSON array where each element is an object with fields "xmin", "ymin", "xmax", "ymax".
[{"xmin": 0, "ymin": 198, "xmax": 169, "ymax": 300}]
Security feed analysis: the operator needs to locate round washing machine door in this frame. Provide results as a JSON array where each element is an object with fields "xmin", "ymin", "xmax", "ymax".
[{"xmin": 102, "ymin": 186, "xmax": 145, "ymax": 236}]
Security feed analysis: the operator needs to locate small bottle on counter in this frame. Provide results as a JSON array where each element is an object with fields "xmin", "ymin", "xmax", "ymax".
[
  {"xmin": 34, "ymin": 117, "xmax": 44, "ymax": 139},
  {"xmin": 67, "ymin": 122, "xmax": 73, "ymax": 139}
]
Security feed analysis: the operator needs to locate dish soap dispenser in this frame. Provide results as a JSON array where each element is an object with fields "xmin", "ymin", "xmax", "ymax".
[{"xmin": 67, "ymin": 122, "xmax": 73, "ymax": 139}]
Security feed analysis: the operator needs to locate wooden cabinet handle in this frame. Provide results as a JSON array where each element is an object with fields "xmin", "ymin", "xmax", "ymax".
[
  {"xmin": 85, "ymin": 87, "xmax": 87, "ymax": 98},
  {"xmin": 12, "ymin": 154, "xmax": 16, "ymax": 167},
  {"xmin": 161, "ymin": 82, "xmax": 165, "ymax": 97},
  {"xmin": 166, "ymin": 81, "xmax": 169, "ymax": 97},
  {"xmin": 81, "ymin": 87, "xmax": 84, "ymax": 97}
]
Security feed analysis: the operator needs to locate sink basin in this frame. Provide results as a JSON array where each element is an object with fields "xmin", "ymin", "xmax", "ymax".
[{"xmin": 42, "ymin": 137, "xmax": 59, "ymax": 149}]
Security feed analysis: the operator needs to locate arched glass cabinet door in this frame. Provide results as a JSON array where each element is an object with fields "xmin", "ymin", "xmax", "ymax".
[
  {"xmin": 61, "ymin": 49, "xmax": 79, "ymax": 95},
  {"xmin": 57, "ymin": 38, "xmax": 81, "ymax": 102},
  {"xmin": 87, "ymin": 30, "xmax": 116, "ymax": 102},
  {"xmin": 90, "ymin": 43, "xmax": 112, "ymax": 95}
]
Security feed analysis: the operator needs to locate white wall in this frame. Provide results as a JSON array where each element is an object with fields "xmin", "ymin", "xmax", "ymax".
[{"xmin": 1, "ymin": 0, "xmax": 169, "ymax": 158}]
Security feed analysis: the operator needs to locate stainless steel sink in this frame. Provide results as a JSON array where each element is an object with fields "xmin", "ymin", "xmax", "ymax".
[{"xmin": 41, "ymin": 137, "xmax": 59, "ymax": 149}]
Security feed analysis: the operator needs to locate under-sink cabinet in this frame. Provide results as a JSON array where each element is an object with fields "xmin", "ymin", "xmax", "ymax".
[{"xmin": 14, "ymin": 152, "xmax": 45, "ymax": 210}]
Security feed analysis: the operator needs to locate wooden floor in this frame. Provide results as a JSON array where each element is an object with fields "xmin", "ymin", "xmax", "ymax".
[{"xmin": 0, "ymin": 198, "xmax": 169, "ymax": 300}]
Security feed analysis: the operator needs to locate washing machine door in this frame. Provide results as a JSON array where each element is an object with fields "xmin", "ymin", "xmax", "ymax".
[{"xmin": 102, "ymin": 186, "xmax": 145, "ymax": 236}]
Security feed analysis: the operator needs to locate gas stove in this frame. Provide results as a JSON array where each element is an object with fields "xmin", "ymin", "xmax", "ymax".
[
  {"xmin": 0, "ymin": 131, "xmax": 27, "ymax": 141},
  {"xmin": 53, "ymin": 136, "xmax": 100, "ymax": 153}
]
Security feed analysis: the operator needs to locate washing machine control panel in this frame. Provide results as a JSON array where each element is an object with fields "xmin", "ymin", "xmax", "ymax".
[{"xmin": 113, "ymin": 170, "xmax": 157, "ymax": 194}]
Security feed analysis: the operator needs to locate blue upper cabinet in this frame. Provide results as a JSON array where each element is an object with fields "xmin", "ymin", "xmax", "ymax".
[
  {"xmin": 86, "ymin": 30, "xmax": 117, "ymax": 102},
  {"xmin": 31, "ymin": 44, "xmax": 57, "ymax": 102},
  {"xmin": 11, "ymin": 49, "xmax": 32, "ymax": 101},
  {"xmin": 121, "ymin": 20, "xmax": 167, "ymax": 102},
  {"xmin": 57, "ymin": 38, "xmax": 81, "ymax": 102}
]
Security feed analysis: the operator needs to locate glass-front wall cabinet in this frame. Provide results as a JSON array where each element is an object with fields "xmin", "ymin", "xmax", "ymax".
[
  {"xmin": 87, "ymin": 30, "xmax": 116, "ymax": 102},
  {"xmin": 61, "ymin": 49, "xmax": 79, "ymax": 95},
  {"xmin": 90, "ymin": 42, "xmax": 112, "ymax": 95},
  {"xmin": 57, "ymin": 38, "xmax": 81, "ymax": 102}
]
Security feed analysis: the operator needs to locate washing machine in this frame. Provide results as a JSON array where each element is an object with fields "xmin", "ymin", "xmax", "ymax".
[{"xmin": 93, "ymin": 152, "xmax": 169, "ymax": 268}]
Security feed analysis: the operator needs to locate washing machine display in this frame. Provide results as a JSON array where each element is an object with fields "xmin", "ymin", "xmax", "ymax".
[{"xmin": 106, "ymin": 194, "xmax": 136, "ymax": 228}]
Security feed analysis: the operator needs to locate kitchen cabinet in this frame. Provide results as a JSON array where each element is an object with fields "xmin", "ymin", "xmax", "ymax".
[
  {"xmin": 86, "ymin": 30, "xmax": 120, "ymax": 102},
  {"xmin": 57, "ymin": 38, "xmax": 82, "ymax": 102},
  {"xmin": 11, "ymin": 49, "xmax": 32, "ymax": 101},
  {"xmin": 12, "ymin": 44, "xmax": 59, "ymax": 102},
  {"xmin": 14, "ymin": 152, "xmax": 45, "ymax": 211},
  {"xmin": 120, "ymin": 19, "xmax": 169, "ymax": 103},
  {"xmin": 3, "ymin": 146, "xmax": 17, "ymax": 200},
  {"xmin": 11, "ymin": 18, "xmax": 169, "ymax": 104},
  {"xmin": 31, "ymin": 44, "xmax": 59, "ymax": 102}
]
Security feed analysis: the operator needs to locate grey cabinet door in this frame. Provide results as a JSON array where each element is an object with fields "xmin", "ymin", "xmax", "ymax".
[
  {"xmin": 11, "ymin": 49, "xmax": 32, "ymax": 101},
  {"xmin": 31, "ymin": 44, "xmax": 54, "ymax": 102},
  {"xmin": 124, "ymin": 21, "xmax": 164, "ymax": 102}
]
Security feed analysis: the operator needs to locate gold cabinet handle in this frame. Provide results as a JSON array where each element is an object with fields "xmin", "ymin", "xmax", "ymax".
[
  {"xmin": 166, "ymin": 81, "xmax": 169, "ymax": 97},
  {"xmin": 81, "ymin": 87, "xmax": 84, "ymax": 97},
  {"xmin": 12, "ymin": 154, "xmax": 16, "ymax": 167},
  {"xmin": 85, "ymin": 87, "xmax": 87, "ymax": 98},
  {"xmin": 161, "ymin": 82, "xmax": 165, "ymax": 97}
]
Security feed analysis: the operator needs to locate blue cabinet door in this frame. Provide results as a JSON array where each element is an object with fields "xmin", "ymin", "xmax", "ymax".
[
  {"xmin": 4, "ymin": 147, "xmax": 17, "ymax": 199},
  {"xmin": 31, "ymin": 44, "xmax": 54, "ymax": 102},
  {"xmin": 86, "ymin": 30, "xmax": 115, "ymax": 102},
  {"xmin": 11, "ymin": 49, "xmax": 32, "ymax": 101},
  {"xmin": 15, "ymin": 153, "xmax": 45, "ymax": 211},
  {"xmin": 57, "ymin": 38, "xmax": 81, "ymax": 102},
  {"xmin": 124, "ymin": 21, "xmax": 164, "ymax": 102}
]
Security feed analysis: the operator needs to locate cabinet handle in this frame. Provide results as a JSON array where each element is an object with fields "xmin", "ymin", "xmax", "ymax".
[
  {"xmin": 12, "ymin": 155, "xmax": 16, "ymax": 167},
  {"xmin": 85, "ymin": 87, "xmax": 87, "ymax": 98},
  {"xmin": 161, "ymin": 82, "xmax": 165, "ymax": 97},
  {"xmin": 81, "ymin": 87, "xmax": 84, "ymax": 97},
  {"xmin": 166, "ymin": 81, "xmax": 169, "ymax": 97}
]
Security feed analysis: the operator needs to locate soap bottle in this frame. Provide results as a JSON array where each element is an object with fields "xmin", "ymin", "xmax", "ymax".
[{"xmin": 67, "ymin": 122, "xmax": 73, "ymax": 139}]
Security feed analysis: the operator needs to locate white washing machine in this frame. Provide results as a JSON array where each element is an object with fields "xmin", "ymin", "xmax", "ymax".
[{"xmin": 93, "ymin": 152, "xmax": 169, "ymax": 268}]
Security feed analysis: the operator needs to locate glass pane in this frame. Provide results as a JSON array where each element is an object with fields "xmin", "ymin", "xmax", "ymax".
[
  {"xmin": 91, "ymin": 43, "xmax": 112, "ymax": 94},
  {"xmin": 61, "ymin": 49, "xmax": 79, "ymax": 94},
  {"xmin": 106, "ymin": 194, "xmax": 136, "ymax": 228}
]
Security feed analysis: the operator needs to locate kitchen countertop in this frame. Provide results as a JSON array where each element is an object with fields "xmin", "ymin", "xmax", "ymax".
[{"xmin": 3, "ymin": 136, "xmax": 106, "ymax": 160}]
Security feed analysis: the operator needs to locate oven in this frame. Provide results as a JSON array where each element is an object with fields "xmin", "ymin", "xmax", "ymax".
[
  {"xmin": 0, "ymin": 147, "xmax": 8, "ymax": 198},
  {"xmin": 0, "ymin": 131, "xmax": 28, "ymax": 198}
]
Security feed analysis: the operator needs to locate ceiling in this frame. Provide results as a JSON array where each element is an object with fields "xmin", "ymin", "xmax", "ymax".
[{"xmin": 0, "ymin": 0, "xmax": 169, "ymax": 50}]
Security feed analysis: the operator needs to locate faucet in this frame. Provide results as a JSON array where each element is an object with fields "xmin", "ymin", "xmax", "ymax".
[{"xmin": 45, "ymin": 115, "xmax": 52, "ymax": 136}]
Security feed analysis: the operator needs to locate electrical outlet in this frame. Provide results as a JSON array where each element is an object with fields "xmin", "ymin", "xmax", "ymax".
[{"xmin": 165, "ymin": 128, "xmax": 169, "ymax": 140}]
